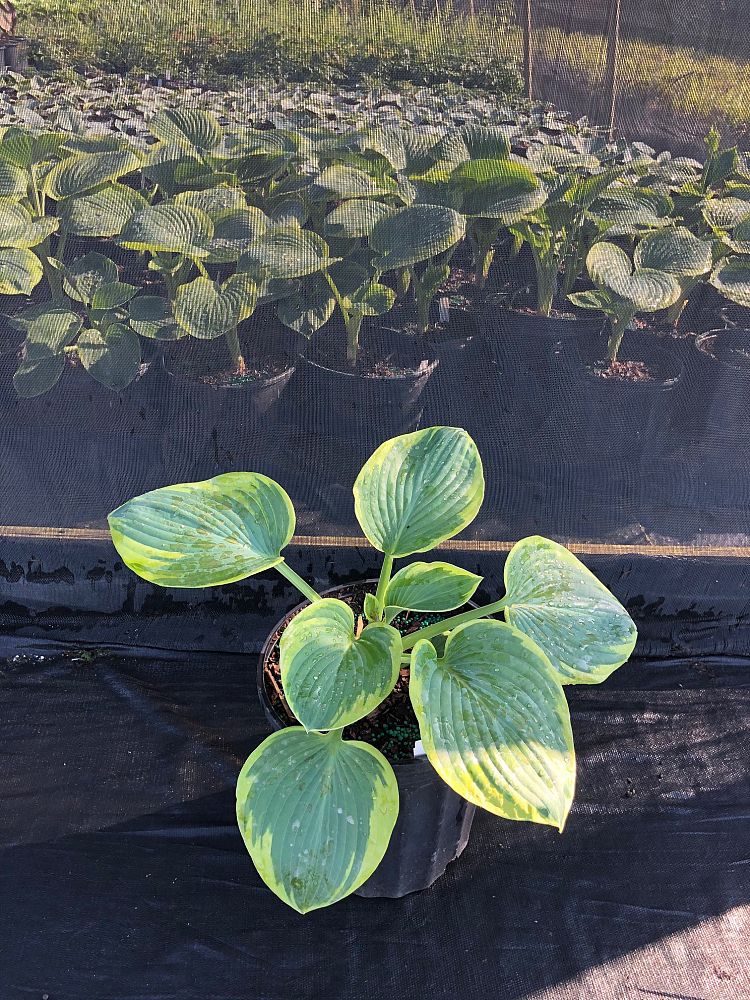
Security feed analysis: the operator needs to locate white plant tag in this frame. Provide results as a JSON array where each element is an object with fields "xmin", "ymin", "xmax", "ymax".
[
  {"xmin": 438, "ymin": 297, "xmax": 450, "ymax": 323},
  {"xmin": 413, "ymin": 739, "xmax": 426, "ymax": 758}
]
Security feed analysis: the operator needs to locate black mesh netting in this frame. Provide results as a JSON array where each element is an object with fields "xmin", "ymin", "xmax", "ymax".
[{"xmin": 0, "ymin": 645, "xmax": 748, "ymax": 999}]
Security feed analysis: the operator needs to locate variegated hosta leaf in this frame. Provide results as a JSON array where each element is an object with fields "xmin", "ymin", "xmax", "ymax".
[
  {"xmin": 526, "ymin": 145, "xmax": 600, "ymax": 171},
  {"xmin": 129, "ymin": 295, "xmax": 183, "ymax": 340},
  {"xmin": 148, "ymin": 108, "xmax": 222, "ymax": 151},
  {"xmin": 409, "ymin": 621, "xmax": 575, "ymax": 829},
  {"xmin": 119, "ymin": 203, "xmax": 213, "ymax": 258},
  {"xmin": 0, "ymin": 160, "xmax": 27, "ymax": 199},
  {"xmin": 58, "ymin": 183, "xmax": 149, "ymax": 238},
  {"xmin": 590, "ymin": 186, "xmax": 673, "ymax": 235},
  {"xmin": 241, "ymin": 226, "xmax": 334, "ymax": 280},
  {"xmin": 0, "ymin": 199, "xmax": 58, "ymax": 249},
  {"xmin": 312, "ymin": 164, "xmax": 398, "ymax": 200},
  {"xmin": 450, "ymin": 158, "xmax": 546, "ymax": 221},
  {"xmin": 587, "ymin": 242, "xmax": 681, "ymax": 311},
  {"xmin": 370, "ymin": 203, "xmax": 466, "ymax": 269},
  {"xmin": 62, "ymin": 251, "xmax": 118, "ymax": 305},
  {"xmin": 280, "ymin": 598, "xmax": 401, "ymax": 731},
  {"xmin": 43, "ymin": 150, "xmax": 141, "ymax": 200},
  {"xmin": 384, "ymin": 561, "xmax": 482, "ymax": 612},
  {"xmin": 634, "ymin": 226, "xmax": 713, "ymax": 277},
  {"xmin": 0, "ymin": 247, "xmax": 43, "ymax": 295},
  {"xmin": 353, "ymin": 426, "xmax": 484, "ymax": 557},
  {"xmin": 77, "ymin": 324, "xmax": 141, "ymax": 390},
  {"xmin": 108, "ymin": 473, "xmax": 295, "ymax": 588},
  {"xmin": 710, "ymin": 255, "xmax": 750, "ymax": 308},
  {"xmin": 324, "ymin": 199, "xmax": 395, "ymax": 239},
  {"xmin": 236, "ymin": 728, "xmax": 398, "ymax": 913},
  {"xmin": 503, "ymin": 535, "xmax": 637, "ymax": 685}
]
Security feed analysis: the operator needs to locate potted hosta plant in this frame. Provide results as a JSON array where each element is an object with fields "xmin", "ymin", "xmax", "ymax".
[
  {"xmin": 568, "ymin": 241, "xmax": 684, "ymax": 458},
  {"xmin": 693, "ymin": 246, "xmax": 750, "ymax": 436},
  {"xmin": 108, "ymin": 425, "xmax": 637, "ymax": 912},
  {"xmin": 285, "ymin": 202, "xmax": 465, "ymax": 443}
]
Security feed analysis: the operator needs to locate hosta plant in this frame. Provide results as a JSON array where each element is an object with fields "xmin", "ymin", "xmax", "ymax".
[
  {"xmin": 108, "ymin": 426, "xmax": 637, "ymax": 913},
  {"xmin": 569, "ymin": 241, "xmax": 682, "ymax": 364}
]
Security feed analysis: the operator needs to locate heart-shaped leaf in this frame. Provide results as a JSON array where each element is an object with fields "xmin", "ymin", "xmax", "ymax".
[
  {"xmin": 0, "ymin": 160, "xmax": 27, "ymax": 199},
  {"xmin": 450, "ymin": 159, "xmax": 545, "ymax": 221},
  {"xmin": 58, "ymin": 183, "xmax": 149, "ymax": 238},
  {"xmin": 324, "ymin": 199, "xmax": 395, "ymax": 239},
  {"xmin": 13, "ymin": 354, "xmax": 65, "ymax": 397},
  {"xmin": 590, "ymin": 186, "xmax": 673, "ymax": 235},
  {"xmin": 43, "ymin": 150, "xmax": 141, "ymax": 200},
  {"xmin": 312, "ymin": 165, "xmax": 398, "ymax": 201},
  {"xmin": 26, "ymin": 309, "xmax": 82, "ymax": 356},
  {"xmin": 703, "ymin": 197, "xmax": 750, "ymax": 231},
  {"xmin": 175, "ymin": 186, "xmax": 248, "ymax": 217},
  {"xmin": 354, "ymin": 426, "xmax": 484, "ymax": 557},
  {"xmin": 129, "ymin": 295, "xmax": 183, "ymax": 340},
  {"xmin": 91, "ymin": 281, "xmax": 139, "ymax": 311},
  {"xmin": 0, "ymin": 200, "xmax": 58, "ymax": 249},
  {"xmin": 236, "ymin": 728, "xmax": 398, "ymax": 913},
  {"xmin": 62, "ymin": 251, "xmax": 118, "ymax": 305},
  {"xmin": 206, "ymin": 208, "xmax": 271, "ymax": 263},
  {"xmin": 241, "ymin": 226, "xmax": 334, "ymax": 279},
  {"xmin": 0, "ymin": 248, "xmax": 43, "ymax": 295},
  {"xmin": 77, "ymin": 323, "xmax": 141, "ymax": 390},
  {"xmin": 725, "ymin": 214, "xmax": 750, "ymax": 255},
  {"xmin": 148, "ymin": 109, "xmax": 222, "ymax": 151},
  {"xmin": 384, "ymin": 561, "xmax": 481, "ymax": 613},
  {"xmin": 276, "ymin": 274, "xmax": 335, "ymax": 336},
  {"xmin": 587, "ymin": 242, "xmax": 681, "ymax": 311},
  {"xmin": 503, "ymin": 535, "xmax": 637, "ymax": 685},
  {"xmin": 410, "ymin": 621, "xmax": 575, "ymax": 828},
  {"xmin": 634, "ymin": 226, "xmax": 713, "ymax": 276},
  {"xmin": 710, "ymin": 255, "xmax": 750, "ymax": 308},
  {"xmin": 370, "ymin": 204, "xmax": 466, "ymax": 269},
  {"xmin": 174, "ymin": 276, "xmax": 242, "ymax": 340},
  {"xmin": 280, "ymin": 598, "xmax": 401, "ymax": 731},
  {"xmin": 108, "ymin": 473, "xmax": 296, "ymax": 588},
  {"xmin": 119, "ymin": 203, "xmax": 213, "ymax": 258}
]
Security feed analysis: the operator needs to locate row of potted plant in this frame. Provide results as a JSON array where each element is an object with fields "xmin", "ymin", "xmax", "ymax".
[{"xmin": 1, "ymin": 110, "xmax": 748, "ymax": 447}]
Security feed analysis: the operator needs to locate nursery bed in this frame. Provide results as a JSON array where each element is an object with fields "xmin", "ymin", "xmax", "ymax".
[{"xmin": 0, "ymin": 639, "xmax": 747, "ymax": 1000}]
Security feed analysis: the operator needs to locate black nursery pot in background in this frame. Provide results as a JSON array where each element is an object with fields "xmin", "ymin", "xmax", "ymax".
[
  {"xmin": 691, "ymin": 327, "xmax": 750, "ymax": 437},
  {"xmin": 256, "ymin": 583, "xmax": 477, "ymax": 900},
  {"xmin": 285, "ymin": 323, "xmax": 439, "ymax": 445},
  {"xmin": 571, "ymin": 331, "xmax": 685, "ymax": 462}
]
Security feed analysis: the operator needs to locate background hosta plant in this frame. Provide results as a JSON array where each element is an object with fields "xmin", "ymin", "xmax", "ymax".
[
  {"xmin": 109, "ymin": 426, "xmax": 637, "ymax": 913},
  {"xmin": 569, "ymin": 241, "xmax": 682, "ymax": 364}
]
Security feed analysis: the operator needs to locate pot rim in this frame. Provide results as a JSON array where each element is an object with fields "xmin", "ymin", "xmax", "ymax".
[
  {"xmin": 494, "ymin": 304, "xmax": 605, "ymax": 336},
  {"xmin": 298, "ymin": 352, "xmax": 439, "ymax": 383},
  {"xmin": 162, "ymin": 358, "xmax": 296, "ymax": 392},
  {"xmin": 695, "ymin": 327, "xmax": 750, "ymax": 375},
  {"xmin": 256, "ymin": 578, "xmax": 477, "ymax": 769}
]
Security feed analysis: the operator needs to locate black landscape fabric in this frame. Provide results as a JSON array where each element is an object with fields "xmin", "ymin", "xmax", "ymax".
[{"xmin": 0, "ymin": 641, "xmax": 748, "ymax": 1000}]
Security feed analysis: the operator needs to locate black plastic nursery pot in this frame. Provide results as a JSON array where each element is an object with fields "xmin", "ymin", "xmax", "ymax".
[
  {"xmin": 285, "ymin": 323, "xmax": 439, "ymax": 447},
  {"xmin": 692, "ymin": 327, "xmax": 750, "ymax": 437},
  {"xmin": 571, "ymin": 331, "xmax": 685, "ymax": 462},
  {"xmin": 256, "ymin": 582, "xmax": 477, "ymax": 900}
]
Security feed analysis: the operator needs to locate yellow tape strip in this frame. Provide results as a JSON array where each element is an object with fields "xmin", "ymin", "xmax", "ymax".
[{"xmin": 0, "ymin": 525, "xmax": 747, "ymax": 559}]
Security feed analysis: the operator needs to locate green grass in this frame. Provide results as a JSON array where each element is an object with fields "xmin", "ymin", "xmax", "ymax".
[
  {"xmin": 533, "ymin": 27, "xmax": 750, "ymax": 131},
  {"xmin": 17, "ymin": 0, "xmax": 520, "ymax": 92},
  {"xmin": 14, "ymin": 0, "xmax": 750, "ymax": 131}
]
